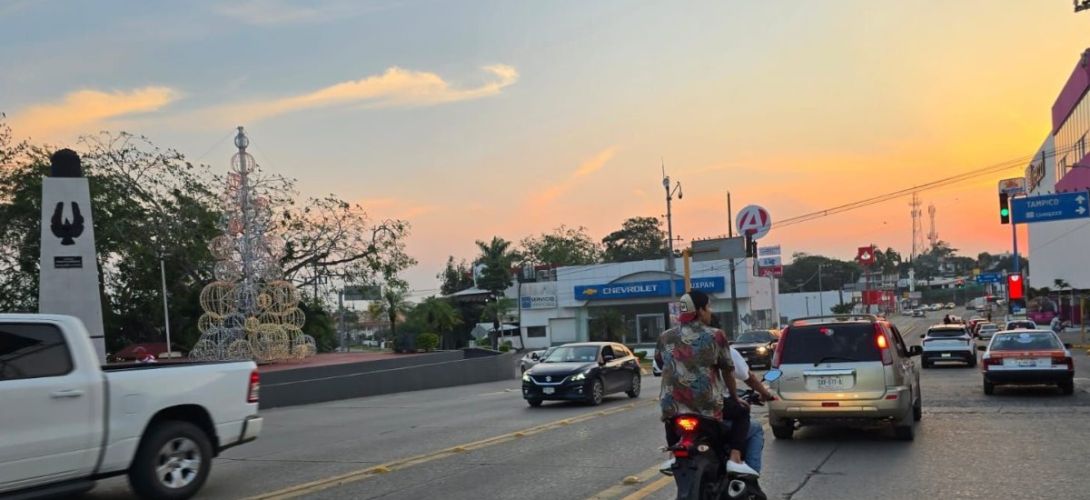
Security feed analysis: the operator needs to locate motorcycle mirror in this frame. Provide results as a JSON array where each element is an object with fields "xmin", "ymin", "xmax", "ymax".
[{"xmin": 763, "ymin": 369, "xmax": 782, "ymax": 383}]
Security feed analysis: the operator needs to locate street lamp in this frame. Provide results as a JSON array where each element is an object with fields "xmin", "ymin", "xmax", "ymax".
[{"xmin": 662, "ymin": 164, "xmax": 683, "ymax": 300}]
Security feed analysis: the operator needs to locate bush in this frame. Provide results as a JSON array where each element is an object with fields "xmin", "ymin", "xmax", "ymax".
[
  {"xmin": 417, "ymin": 333, "xmax": 440, "ymax": 352},
  {"xmin": 499, "ymin": 340, "xmax": 513, "ymax": 352},
  {"xmin": 476, "ymin": 336, "xmax": 491, "ymax": 348},
  {"xmin": 634, "ymin": 350, "xmax": 648, "ymax": 360}
]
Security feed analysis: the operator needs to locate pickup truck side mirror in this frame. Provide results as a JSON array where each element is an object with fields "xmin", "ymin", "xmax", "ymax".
[{"xmin": 909, "ymin": 345, "xmax": 923, "ymax": 357}]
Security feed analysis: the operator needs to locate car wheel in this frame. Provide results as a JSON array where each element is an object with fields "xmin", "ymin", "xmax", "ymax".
[
  {"xmin": 921, "ymin": 360, "xmax": 931, "ymax": 369},
  {"xmin": 1060, "ymin": 380, "xmax": 1075, "ymax": 395},
  {"xmin": 527, "ymin": 399, "xmax": 543, "ymax": 407},
  {"xmin": 913, "ymin": 391, "xmax": 922, "ymax": 422},
  {"xmin": 588, "ymin": 378, "xmax": 604, "ymax": 406},
  {"xmin": 983, "ymin": 380, "xmax": 994, "ymax": 395},
  {"xmin": 771, "ymin": 421, "xmax": 794, "ymax": 440},
  {"xmin": 128, "ymin": 420, "xmax": 213, "ymax": 500},
  {"xmin": 626, "ymin": 373, "xmax": 641, "ymax": 398}
]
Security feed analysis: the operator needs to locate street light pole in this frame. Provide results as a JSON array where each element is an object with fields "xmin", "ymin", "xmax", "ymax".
[
  {"xmin": 662, "ymin": 162, "xmax": 682, "ymax": 302},
  {"xmin": 158, "ymin": 249, "xmax": 173, "ymax": 357}
]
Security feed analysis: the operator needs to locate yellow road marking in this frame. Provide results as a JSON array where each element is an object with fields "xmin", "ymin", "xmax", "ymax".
[
  {"xmin": 587, "ymin": 463, "xmax": 667, "ymax": 499},
  {"xmin": 622, "ymin": 475, "xmax": 673, "ymax": 500},
  {"xmin": 248, "ymin": 399, "xmax": 656, "ymax": 500}
]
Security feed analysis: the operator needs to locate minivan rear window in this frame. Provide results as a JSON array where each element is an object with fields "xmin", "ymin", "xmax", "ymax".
[
  {"xmin": 781, "ymin": 324, "xmax": 881, "ymax": 364},
  {"xmin": 926, "ymin": 328, "xmax": 967, "ymax": 338}
]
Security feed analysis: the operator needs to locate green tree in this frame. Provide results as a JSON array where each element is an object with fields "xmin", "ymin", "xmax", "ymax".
[
  {"xmin": 368, "ymin": 279, "xmax": 412, "ymax": 338},
  {"xmin": 520, "ymin": 225, "xmax": 601, "ymax": 267},
  {"xmin": 601, "ymin": 216, "xmax": 667, "ymax": 263},
  {"xmin": 782, "ymin": 253, "xmax": 861, "ymax": 292},
  {"xmin": 437, "ymin": 256, "xmax": 475, "ymax": 295},
  {"xmin": 416, "ymin": 333, "xmax": 440, "ymax": 352},
  {"xmin": 1054, "ymin": 279, "xmax": 1072, "ymax": 316},
  {"xmin": 411, "ymin": 296, "xmax": 462, "ymax": 349},
  {"xmin": 589, "ymin": 308, "xmax": 626, "ymax": 342},
  {"xmin": 475, "ymin": 236, "xmax": 519, "ymax": 294},
  {"xmin": 830, "ymin": 302, "xmax": 855, "ymax": 314},
  {"xmin": 874, "ymin": 247, "xmax": 902, "ymax": 275}
]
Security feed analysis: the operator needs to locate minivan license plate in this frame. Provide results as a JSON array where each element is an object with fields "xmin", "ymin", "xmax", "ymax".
[{"xmin": 815, "ymin": 375, "xmax": 847, "ymax": 390}]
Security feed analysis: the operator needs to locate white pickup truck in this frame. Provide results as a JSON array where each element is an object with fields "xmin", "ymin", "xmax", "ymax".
[{"xmin": 0, "ymin": 314, "xmax": 263, "ymax": 499}]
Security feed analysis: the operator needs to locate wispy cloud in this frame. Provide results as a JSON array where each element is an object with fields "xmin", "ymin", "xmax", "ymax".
[
  {"xmin": 531, "ymin": 146, "xmax": 619, "ymax": 208},
  {"xmin": 212, "ymin": 0, "xmax": 393, "ymax": 26},
  {"xmin": 212, "ymin": 65, "xmax": 519, "ymax": 123},
  {"xmin": 9, "ymin": 86, "xmax": 180, "ymax": 141}
]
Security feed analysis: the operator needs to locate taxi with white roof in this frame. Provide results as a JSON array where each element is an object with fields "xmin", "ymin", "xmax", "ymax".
[{"xmin": 979, "ymin": 329, "xmax": 1075, "ymax": 395}]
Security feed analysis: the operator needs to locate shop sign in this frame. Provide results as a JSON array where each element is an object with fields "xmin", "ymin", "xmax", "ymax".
[
  {"xmin": 520, "ymin": 295, "xmax": 557, "ymax": 309},
  {"xmin": 575, "ymin": 277, "xmax": 726, "ymax": 301}
]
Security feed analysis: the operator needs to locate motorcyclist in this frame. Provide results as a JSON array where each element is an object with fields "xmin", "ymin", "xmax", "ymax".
[
  {"xmin": 657, "ymin": 290, "xmax": 758, "ymax": 476},
  {"xmin": 661, "ymin": 315, "xmax": 775, "ymax": 476}
]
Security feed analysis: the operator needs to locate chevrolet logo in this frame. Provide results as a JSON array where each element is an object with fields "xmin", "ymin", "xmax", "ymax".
[{"xmin": 582, "ymin": 288, "xmax": 598, "ymax": 296}]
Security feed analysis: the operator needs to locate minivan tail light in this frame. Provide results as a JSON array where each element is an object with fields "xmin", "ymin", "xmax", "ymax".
[
  {"xmin": 247, "ymin": 370, "xmax": 260, "ymax": 403},
  {"xmin": 874, "ymin": 325, "xmax": 892, "ymax": 366}
]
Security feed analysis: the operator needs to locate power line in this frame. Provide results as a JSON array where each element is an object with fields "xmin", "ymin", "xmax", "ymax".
[{"xmin": 776, "ymin": 143, "xmax": 1081, "ymax": 229}]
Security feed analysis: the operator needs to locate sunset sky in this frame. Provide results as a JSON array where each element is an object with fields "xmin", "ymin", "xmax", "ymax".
[{"xmin": 3, "ymin": 1, "xmax": 1089, "ymax": 295}]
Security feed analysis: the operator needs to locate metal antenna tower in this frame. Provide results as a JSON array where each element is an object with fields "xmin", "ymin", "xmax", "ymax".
[
  {"xmin": 927, "ymin": 203, "xmax": 939, "ymax": 249},
  {"xmin": 910, "ymin": 193, "xmax": 925, "ymax": 261}
]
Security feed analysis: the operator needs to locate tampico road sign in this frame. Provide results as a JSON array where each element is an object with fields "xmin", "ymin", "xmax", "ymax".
[{"xmin": 1010, "ymin": 191, "xmax": 1090, "ymax": 224}]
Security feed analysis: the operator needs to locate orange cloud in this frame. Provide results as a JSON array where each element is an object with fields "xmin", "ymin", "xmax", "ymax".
[
  {"xmin": 10, "ymin": 86, "xmax": 179, "ymax": 141},
  {"xmin": 218, "ymin": 65, "xmax": 519, "ymax": 122},
  {"xmin": 531, "ymin": 146, "xmax": 619, "ymax": 207}
]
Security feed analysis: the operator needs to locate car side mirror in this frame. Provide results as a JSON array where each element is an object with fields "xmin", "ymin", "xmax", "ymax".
[
  {"xmin": 909, "ymin": 345, "xmax": 922, "ymax": 356},
  {"xmin": 977, "ymin": 345, "xmax": 987, "ymax": 352},
  {"xmin": 603, "ymin": 355, "xmax": 615, "ymax": 363},
  {"xmin": 530, "ymin": 353, "xmax": 540, "ymax": 360},
  {"xmin": 763, "ymin": 369, "xmax": 782, "ymax": 382},
  {"xmin": 1064, "ymin": 343, "xmax": 1073, "ymax": 349}
]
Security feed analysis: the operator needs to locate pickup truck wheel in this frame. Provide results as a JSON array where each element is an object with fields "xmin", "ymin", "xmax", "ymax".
[{"xmin": 129, "ymin": 420, "xmax": 213, "ymax": 500}]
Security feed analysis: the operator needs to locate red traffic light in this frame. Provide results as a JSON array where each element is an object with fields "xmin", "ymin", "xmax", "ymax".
[{"xmin": 1007, "ymin": 273, "xmax": 1024, "ymax": 300}]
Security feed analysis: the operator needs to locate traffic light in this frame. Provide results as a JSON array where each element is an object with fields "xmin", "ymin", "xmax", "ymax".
[
  {"xmin": 1007, "ymin": 273, "xmax": 1024, "ymax": 300},
  {"xmin": 745, "ymin": 235, "xmax": 757, "ymax": 257},
  {"xmin": 999, "ymin": 192, "xmax": 1010, "ymax": 224}
]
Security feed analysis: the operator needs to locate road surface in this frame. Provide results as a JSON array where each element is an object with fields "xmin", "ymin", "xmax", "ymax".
[{"xmin": 87, "ymin": 315, "xmax": 1090, "ymax": 499}]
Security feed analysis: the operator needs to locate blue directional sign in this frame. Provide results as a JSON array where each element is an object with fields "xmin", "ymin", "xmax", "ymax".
[
  {"xmin": 1010, "ymin": 191, "xmax": 1090, "ymax": 224},
  {"xmin": 976, "ymin": 272, "xmax": 1002, "ymax": 284}
]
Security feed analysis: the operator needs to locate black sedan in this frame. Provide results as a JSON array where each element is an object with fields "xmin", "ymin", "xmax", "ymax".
[
  {"xmin": 731, "ymin": 330, "xmax": 780, "ymax": 369},
  {"xmin": 522, "ymin": 342, "xmax": 642, "ymax": 407}
]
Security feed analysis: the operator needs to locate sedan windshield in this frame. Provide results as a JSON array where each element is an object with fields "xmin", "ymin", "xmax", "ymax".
[
  {"xmin": 737, "ymin": 331, "xmax": 773, "ymax": 343},
  {"xmin": 991, "ymin": 332, "xmax": 1062, "ymax": 351},
  {"xmin": 544, "ymin": 346, "xmax": 599, "ymax": 363}
]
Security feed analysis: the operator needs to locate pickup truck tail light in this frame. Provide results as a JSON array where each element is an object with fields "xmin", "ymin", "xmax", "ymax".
[{"xmin": 247, "ymin": 370, "xmax": 260, "ymax": 403}]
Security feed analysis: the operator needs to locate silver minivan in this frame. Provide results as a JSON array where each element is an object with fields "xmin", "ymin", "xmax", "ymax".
[{"xmin": 767, "ymin": 315, "xmax": 923, "ymax": 441}]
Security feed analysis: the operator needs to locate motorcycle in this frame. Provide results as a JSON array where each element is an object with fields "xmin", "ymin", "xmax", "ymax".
[{"xmin": 664, "ymin": 370, "xmax": 781, "ymax": 500}]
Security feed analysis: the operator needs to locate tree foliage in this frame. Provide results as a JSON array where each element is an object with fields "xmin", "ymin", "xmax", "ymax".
[
  {"xmin": 475, "ymin": 237, "xmax": 519, "ymax": 295},
  {"xmin": 437, "ymin": 256, "xmax": 475, "ymax": 296},
  {"xmin": 601, "ymin": 216, "xmax": 666, "ymax": 263},
  {"xmin": 520, "ymin": 225, "xmax": 601, "ymax": 267}
]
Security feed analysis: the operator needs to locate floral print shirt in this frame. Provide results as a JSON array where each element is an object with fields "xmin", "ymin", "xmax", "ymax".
[{"xmin": 657, "ymin": 321, "xmax": 734, "ymax": 421}]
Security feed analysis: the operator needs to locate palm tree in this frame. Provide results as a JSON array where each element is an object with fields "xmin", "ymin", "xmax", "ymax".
[
  {"xmin": 369, "ymin": 280, "xmax": 412, "ymax": 340},
  {"xmin": 1054, "ymin": 279, "xmax": 1072, "ymax": 320},
  {"xmin": 413, "ymin": 297, "xmax": 463, "ymax": 349},
  {"xmin": 474, "ymin": 237, "xmax": 521, "ymax": 294}
]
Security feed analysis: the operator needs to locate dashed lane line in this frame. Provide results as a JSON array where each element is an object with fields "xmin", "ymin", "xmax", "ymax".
[
  {"xmin": 586, "ymin": 463, "xmax": 668, "ymax": 500},
  {"xmin": 247, "ymin": 398, "xmax": 657, "ymax": 500}
]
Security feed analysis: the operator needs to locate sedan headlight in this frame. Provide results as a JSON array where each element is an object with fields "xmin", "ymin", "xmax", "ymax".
[
  {"xmin": 571, "ymin": 372, "xmax": 587, "ymax": 382},
  {"xmin": 756, "ymin": 346, "xmax": 768, "ymax": 354},
  {"xmin": 522, "ymin": 372, "xmax": 531, "ymax": 382}
]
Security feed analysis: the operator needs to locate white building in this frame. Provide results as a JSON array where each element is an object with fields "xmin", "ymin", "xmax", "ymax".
[
  {"xmin": 517, "ymin": 257, "xmax": 773, "ymax": 349},
  {"xmin": 1025, "ymin": 135, "xmax": 1090, "ymax": 289}
]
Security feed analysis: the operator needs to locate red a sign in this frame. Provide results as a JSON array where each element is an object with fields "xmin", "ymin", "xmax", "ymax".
[
  {"xmin": 1007, "ymin": 273, "xmax": 1024, "ymax": 300},
  {"xmin": 857, "ymin": 246, "xmax": 876, "ymax": 266}
]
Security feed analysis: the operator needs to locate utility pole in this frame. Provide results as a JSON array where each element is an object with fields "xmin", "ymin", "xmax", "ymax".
[
  {"xmin": 727, "ymin": 192, "xmax": 740, "ymax": 337},
  {"xmin": 662, "ymin": 162, "xmax": 683, "ymax": 304},
  {"xmin": 818, "ymin": 264, "xmax": 824, "ymax": 315},
  {"xmin": 158, "ymin": 247, "xmax": 173, "ymax": 357}
]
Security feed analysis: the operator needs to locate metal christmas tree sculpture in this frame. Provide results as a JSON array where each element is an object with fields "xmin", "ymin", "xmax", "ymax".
[{"xmin": 190, "ymin": 127, "xmax": 316, "ymax": 362}]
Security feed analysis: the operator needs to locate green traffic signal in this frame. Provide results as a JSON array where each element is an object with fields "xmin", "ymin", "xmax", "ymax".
[{"xmin": 1000, "ymin": 208, "xmax": 1009, "ymax": 216}]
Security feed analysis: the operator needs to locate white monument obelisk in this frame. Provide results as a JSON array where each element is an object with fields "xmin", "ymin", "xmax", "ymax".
[{"xmin": 39, "ymin": 149, "xmax": 106, "ymax": 363}]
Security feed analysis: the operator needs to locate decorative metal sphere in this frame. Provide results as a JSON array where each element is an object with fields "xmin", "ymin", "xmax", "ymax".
[{"xmin": 234, "ymin": 127, "xmax": 249, "ymax": 149}]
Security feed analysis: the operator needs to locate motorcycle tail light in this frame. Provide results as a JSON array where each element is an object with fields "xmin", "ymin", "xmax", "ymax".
[{"xmin": 676, "ymin": 416, "xmax": 699, "ymax": 432}]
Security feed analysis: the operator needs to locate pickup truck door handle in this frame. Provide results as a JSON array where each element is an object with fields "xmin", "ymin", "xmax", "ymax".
[{"xmin": 50, "ymin": 389, "xmax": 85, "ymax": 399}]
